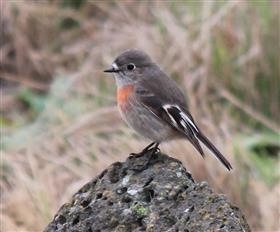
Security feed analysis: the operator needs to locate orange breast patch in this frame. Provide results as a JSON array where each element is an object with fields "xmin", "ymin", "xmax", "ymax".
[{"xmin": 117, "ymin": 85, "xmax": 134, "ymax": 107}]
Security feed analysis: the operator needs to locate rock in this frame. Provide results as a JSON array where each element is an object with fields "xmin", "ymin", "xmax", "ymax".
[{"xmin": 45, "ymin": 151, "xmax": 251, "ymax": 232}]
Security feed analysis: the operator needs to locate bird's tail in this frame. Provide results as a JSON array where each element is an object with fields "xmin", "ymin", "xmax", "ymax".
[
  {"xmin": 159, "ymin": 104, "xmax": 232, "ymax": 171},
  {"xmin": 196, "ymin": 131, "xmax": 232, "ymax": 171}
]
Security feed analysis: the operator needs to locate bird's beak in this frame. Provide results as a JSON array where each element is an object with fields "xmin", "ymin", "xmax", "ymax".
[
  {"xmin": 104, "ymin": 63, "xmax": 120, "ymax": 73},
  {"xmin": 103, "ymin": 67, "xmax": 118, "ymax": 73}
]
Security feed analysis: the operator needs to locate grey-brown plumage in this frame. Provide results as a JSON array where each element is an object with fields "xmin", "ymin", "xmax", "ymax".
[{"xmin": 104, "ymin": 49, "xmax": 232, "ymax": 171}]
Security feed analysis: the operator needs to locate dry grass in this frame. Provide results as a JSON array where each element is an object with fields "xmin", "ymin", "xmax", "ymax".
[{"xmin": 1, "ymin": 1, "xmax": 280, "ymax": 231}]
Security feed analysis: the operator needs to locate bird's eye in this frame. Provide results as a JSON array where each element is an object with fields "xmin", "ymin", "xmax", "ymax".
[{"xmin": 127, "ymin": 63, "xmax": 136, "ymax": 71}]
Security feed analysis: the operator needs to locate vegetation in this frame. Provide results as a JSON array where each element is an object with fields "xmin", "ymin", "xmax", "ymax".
[{"xmin": 1, "ymin": 1, "xmax": 279, "ymax": 231}]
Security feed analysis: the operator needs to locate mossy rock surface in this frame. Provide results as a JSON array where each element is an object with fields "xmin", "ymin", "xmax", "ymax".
[{"xmin": 45, "ymin": 151, "xmax": 250, "ymax": 232}]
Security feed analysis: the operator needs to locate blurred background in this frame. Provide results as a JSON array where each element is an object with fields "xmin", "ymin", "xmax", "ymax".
[{"xmin": 1, "ymin": 0, "xmax": 279, "ymax": 231}]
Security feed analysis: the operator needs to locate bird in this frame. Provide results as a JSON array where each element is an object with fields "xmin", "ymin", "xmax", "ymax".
[{"xmin": 104, "ymin": 49, "xmax": 232, "ymax": 171}]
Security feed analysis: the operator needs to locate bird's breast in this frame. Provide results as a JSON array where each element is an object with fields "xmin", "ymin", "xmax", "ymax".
[{"xmin": 117, "ymin": 85, "xmax": 134, "ymax": 110}]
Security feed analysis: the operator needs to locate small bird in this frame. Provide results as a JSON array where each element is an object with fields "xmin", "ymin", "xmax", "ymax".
[{"xmin": 104, "ymin": 49, "xmax": 232, "ymax": 171}]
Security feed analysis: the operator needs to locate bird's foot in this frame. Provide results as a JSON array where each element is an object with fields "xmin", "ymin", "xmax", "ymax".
[
  {"xmin": 129, "ymin": 142, "xmax": 159, "ymax": 158},
  {"xmin": 129, "ymin": 142, "xmax": 160, "ymax": 172}
]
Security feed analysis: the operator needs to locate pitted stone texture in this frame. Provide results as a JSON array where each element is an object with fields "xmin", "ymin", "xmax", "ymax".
[{"xmin": 45, "ymin": 151, "xmax": 250, "ymax": 232}]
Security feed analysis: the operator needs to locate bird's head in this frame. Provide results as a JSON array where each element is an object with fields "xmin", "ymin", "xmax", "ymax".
[{"xmin": 104, "ymin": 49, "xmax": 154, "ymax": 87}]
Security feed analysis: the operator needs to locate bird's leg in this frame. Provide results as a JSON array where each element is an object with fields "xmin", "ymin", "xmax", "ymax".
[
  {"xmin": 129, "ymin": 143, "xmax": 160, "ymax": 172},
  {"xmin": 141, "ymin": 142, "xmax": 157, "ymax": 154},
  {"xmin": 151, "ymin": 142, "xmax": 160, "ymax": 154},
  {"xmin": 129, "ymin": 142, "xmax": 157, "ymax": 158}
]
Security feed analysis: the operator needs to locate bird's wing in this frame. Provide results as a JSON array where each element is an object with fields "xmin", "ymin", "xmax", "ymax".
[{"xmin": 136, "ymin": 86, "xmax": 232, "ymax": 171}]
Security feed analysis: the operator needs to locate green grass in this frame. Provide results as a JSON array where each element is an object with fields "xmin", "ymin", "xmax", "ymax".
[{"xmin": 235, "ymin": 133, "xmax": 279, "ymax": 187}]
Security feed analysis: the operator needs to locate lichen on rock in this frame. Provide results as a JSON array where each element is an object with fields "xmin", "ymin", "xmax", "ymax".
[{"xmin": 45, "ymin": 151, "xmax": 251, "ymax": 232}]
